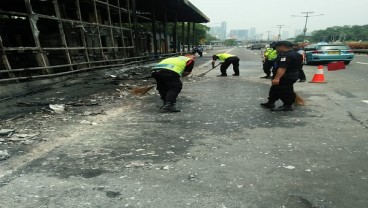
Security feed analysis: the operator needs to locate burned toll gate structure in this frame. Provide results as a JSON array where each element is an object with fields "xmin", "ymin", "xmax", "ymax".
[{"xmin": 0, "ymin": 0, "xmax": 209, "ymax": 83}]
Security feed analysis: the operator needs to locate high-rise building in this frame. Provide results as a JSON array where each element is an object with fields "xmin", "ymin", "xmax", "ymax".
[
  {"xmin": 249, "ymin": 27, "xmax": 256, "ymax": 41},
  {"xmin": 230, "ymin": 29, "xmax": 249, "ymax": 41},
  {"xmin": 209, "ymin": 21, "xmax": 227, "ymax": 40}
]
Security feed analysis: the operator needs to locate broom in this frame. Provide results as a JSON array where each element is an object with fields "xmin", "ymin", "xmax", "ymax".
[
  {"xmin": 131, "ymin": 85, "xmax": 155, "ymax": 96},
  {"xmin": 197, "ymin": 63, "xmax": 222, "ymax": 77},
  {"xmin": 294, "ymin": 93, "xmax": 305, "ymax": 106}
]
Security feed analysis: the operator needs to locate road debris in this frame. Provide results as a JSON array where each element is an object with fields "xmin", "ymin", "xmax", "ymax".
[{"xmin": 0, "ymin": 149, "xmax": 10, "ymax": 161}]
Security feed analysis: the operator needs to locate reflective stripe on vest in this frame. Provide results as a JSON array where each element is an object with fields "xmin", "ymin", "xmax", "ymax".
[
  {"xmin": 152, "ymin": 56, "xmax": 190, "ymax": 76},
  {"xmin": 216, "ymin": 53, "xmax": 235, "ymax": 61}
]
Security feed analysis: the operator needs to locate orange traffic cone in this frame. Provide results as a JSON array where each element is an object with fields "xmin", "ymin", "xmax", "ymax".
[{"xmin": 309, "ymin": 65, "xmax": 327, "ymax": 83}]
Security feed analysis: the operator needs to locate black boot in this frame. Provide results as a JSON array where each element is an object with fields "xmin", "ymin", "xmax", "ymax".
[
  {"xmin": 260, "ymin": 102, "xmax": 275, "ymax": 109},
  {"xmin": 162, "ymin": 102, "xmax": 181, "ymax": 112},
  {"xmin": 160, "ymin": 102, "xmax": 166, "ymax": 109}
]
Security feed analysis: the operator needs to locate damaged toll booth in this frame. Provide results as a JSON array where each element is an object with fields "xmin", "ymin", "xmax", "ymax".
[{"xmin": 0, "ymin": 0, "xmax": 209, "ymax": 83}]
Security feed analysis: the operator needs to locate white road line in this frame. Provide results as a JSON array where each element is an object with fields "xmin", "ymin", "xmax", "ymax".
[
  {"xmin": 362, "ymin": 100, "xmax": 368, "ymax": 104},
  {"xmin": 356, "ymin": 62, "xmax": 368, "ymax": 65}
]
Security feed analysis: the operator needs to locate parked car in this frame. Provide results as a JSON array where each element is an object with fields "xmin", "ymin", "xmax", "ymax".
[
  {"xmin": 304, "ymin": 43, "xmax": 355, "ymax": 65},
  {"xmin": 250, "ymin": 44, "xmax": 264, "ymax": 50}
]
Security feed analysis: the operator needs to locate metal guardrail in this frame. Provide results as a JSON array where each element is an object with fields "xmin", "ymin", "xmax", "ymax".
[{"xmin": 352, "ymin": 49, "xmax": 368, "ymax": 54}]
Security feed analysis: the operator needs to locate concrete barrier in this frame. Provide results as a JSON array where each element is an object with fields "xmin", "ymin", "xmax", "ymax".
[{"xmin": 352, "ymin": 49, "xmax": 368, "ymax": 54}]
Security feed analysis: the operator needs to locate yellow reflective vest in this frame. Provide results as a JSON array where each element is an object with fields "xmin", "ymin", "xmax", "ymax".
[
  {"xmin": 216, "ymin": 53, "xmax": 235, "ymax": 61},
  {"xmin": 152, "ymin": 56, "xmax": 191, "ymax": 76},
  {"xmin": 264, "ymin": 48, "xmax": 277, "ymax": 61}
]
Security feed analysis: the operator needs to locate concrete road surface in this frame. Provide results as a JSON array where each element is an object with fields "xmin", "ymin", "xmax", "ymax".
[{"xmin": 0, "ymin": 47, "xmax": 367, "ymax": 208}]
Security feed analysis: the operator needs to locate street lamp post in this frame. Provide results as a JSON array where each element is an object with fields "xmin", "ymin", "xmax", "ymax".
[{"xmin": 292, "ymin": 12, "xmax": 324, "ymax": 41}]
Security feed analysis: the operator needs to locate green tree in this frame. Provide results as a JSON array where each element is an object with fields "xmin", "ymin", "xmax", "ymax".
[
  {"xmin": 223, "ymin": 39, "xmax": 237, "ymax": 46},
  {"xmin": 310, "ymin": 25, "xmax": 368, "ymax": 42}
]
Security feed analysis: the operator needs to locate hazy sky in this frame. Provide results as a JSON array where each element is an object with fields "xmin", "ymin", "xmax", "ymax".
[{"xmin": 189, "ymin": 0, "xmax": 368, "ymax": 37}]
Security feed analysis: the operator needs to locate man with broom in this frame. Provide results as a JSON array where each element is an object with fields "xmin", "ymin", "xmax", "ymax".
[
  {"xmin": 151, "ymin": 54, "xmax": 196, "ymax": 112},
  {"xmin": 260, "ymin": 41, "xmax": 303, "ymax": 111}
]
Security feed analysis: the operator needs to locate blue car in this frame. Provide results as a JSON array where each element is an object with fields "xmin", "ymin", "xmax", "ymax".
[{"xmin": 304, "ymin": 43, "xmax": 355, "ymax": 65}]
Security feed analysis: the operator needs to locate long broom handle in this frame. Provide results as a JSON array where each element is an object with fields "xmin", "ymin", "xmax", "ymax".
[{"xmin": 198, "ymin": 63, "xmax": 222, "ymax": 77}]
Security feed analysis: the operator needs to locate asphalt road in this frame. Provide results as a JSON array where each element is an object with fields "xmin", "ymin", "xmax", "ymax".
[{"xmin": 0, "ymin": 47, "xmax": 367, "ymax": 208}]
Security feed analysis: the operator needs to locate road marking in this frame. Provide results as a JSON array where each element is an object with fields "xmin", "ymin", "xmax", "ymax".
[
  {"xmin": 362, "ymin": 100, "xmax": 368, "ymax": 104},
  {"xmin": 356, "ymin": 62, "xmax": 368, "ymax": 65}
]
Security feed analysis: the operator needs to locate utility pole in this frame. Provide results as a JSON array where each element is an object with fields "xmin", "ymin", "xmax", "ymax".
[
  {"xmin": 275, "ymin": 25, "xmax": 285, "ymax": 41},
  {"xmin": 265, "ymin": 31, "xmax": 271, "ymax": 42},
  {"xmin": 292, "ymin": 12, "xmax": 324, "ymax": 41}
]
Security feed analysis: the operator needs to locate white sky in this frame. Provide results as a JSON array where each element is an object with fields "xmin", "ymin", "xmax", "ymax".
[{"xmin": 189, "ymin": 0, "xmax": 368, "ymax": 37}]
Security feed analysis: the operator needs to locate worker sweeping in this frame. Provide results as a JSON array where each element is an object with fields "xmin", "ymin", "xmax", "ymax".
[
  {"xmin": 151, "ymin": 54, "xmax": 195, "ymax": 112},
  {"xmin": 212, "ymin": 53, "xmax": 240, "ymax": 76}
]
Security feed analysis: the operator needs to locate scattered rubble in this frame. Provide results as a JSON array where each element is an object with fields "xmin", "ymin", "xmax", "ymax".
[{"xmin": 0, "ymin": 150, "xmax": 10, "ymax": 161}]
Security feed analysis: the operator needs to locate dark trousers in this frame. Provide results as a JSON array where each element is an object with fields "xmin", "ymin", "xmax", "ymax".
[
  {"xmin": 152, "ymin": 69, "xmax": 182, "ymax": 103},
  {"xmin": 299, "ymin": 67, "xmax": 306, "ymax": 80},
  {"xmin": 263, "ymin": 59, "xmax": 275, "ymax": 76},
  {"xmin": 268, "ymin": 79, "xmax": 297, "ymax": 106},
  {"xmin": 220, "ymin": 57, "xmax": 240, "ymax": 75}
]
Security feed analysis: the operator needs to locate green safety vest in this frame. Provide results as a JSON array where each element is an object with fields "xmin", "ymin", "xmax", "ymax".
[
  {"xmin": 265, "ymin": 48, "xmax": 277, "ymax": 60},
  {"xmin": 216, "ymin": 53, "xmax": 235, "ymax": 61},
  {"xmin": 152, "ymin": 56, "xmax": 190, "ymax": 76}
]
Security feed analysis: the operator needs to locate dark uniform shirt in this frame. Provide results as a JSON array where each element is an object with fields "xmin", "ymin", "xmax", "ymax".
[{"xmin": 275, "ymin": 50, "xmax": 303, "ymax": 80}]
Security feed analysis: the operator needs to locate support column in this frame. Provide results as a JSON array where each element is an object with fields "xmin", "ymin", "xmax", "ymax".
[
  {"xmin": 25, "ymin": 0, "xmax": 50, "ymax": 74},
  {"xmin": 192, "ymin": 22, "xmax": 196, "ymax": 47},
  {"xmin": 151, "ymin": 4, "xmax": 158, "ymax": 57},
  {"xmin": 186, "ymin": 22, "xmax": 190, "ymax": 52},
  {"xmin": 53, "ymin": 0, "xmax": 73, "ymax": 71},
  {"xmin": 130, "ymin": 0, "xmax": 139, "ymax": 56},
  {"xmin": 172, "ymin": 14, "xmax": 177, "ymax": 53},
  {"xmin": 75, "ymin": 0, "xmax": 90, "ymax": 66},
  {"xmin": 93, "ymin": 0, "xmax": 105, "ymax": 60},
  {"xmin": 163, "ymin": 8, "xmax": 168, "ymax": 53},
  {"xmin": 107, "ymin": 0, "xmax": 117, "ymax": 59},
  {"xmin": 181, "ymin": 21, "xmax": 184, "ymax": 53},
  {"xmin": 0, "ymin": 36, "xmax": 14, "ymax": 78}
]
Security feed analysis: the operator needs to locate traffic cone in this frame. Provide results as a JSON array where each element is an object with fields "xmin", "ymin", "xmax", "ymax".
[{"xmin": 309, "ymin": 65, "xmax": 327, "ymax": 83}]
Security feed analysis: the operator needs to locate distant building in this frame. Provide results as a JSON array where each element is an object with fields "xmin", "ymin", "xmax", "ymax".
[
  {"xmin": 229, "ymin": 29, "xmax": 249, "ymax": 41},
  {"xmin": 209, "ymin": 21, "xmax": 227, "ymax": 40},
  {"xmin": 249, "ymin": 27, "xmax": 256, "ymax": 41}
]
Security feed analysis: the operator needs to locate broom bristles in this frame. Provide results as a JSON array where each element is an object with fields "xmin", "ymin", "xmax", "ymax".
[
  {"xmin": 295, "ymin": 93, "xmax": 305, "ymax": 106},
  {"xmin": 131, "ymin": 85, "xmax": 155, "ymax": 96}
]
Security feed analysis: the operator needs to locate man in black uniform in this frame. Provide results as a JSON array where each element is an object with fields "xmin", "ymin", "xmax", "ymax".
[
  {"xmin": 212, "ymin": 53, "xmax": 240, "ymax": 76},
  {"xmin": 260, "ymin": 41, "xmax": 302, "ymax": 111},
  {"xmin": 151, "ymin": 54, "xmax": 195, "ymax": 112}
]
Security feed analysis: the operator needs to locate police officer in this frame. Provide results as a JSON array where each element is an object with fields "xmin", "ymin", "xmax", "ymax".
[
  {"xmin": 192, "ymin": 45, "xmax": 203, "ymax": 57},
  {"xmin": 260, "ymin": 42, "xmax": 277, "ymax": 79},
  {"xmin": 292, "ymin": 44, "xmax": 307, "ymax": 82},
  {"xmin": 151, "ymin": 54, "xmax": 195, "ymax": 112},
  {"xmin": 260, "ymin": 41, "xmax": 302, "ymax": 111},
  {"xmin": 212, "ymin": 53, "xmax": 240, "ymax": 76}
]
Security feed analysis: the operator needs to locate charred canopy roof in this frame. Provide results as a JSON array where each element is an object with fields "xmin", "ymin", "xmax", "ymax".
[{"xmin": 135, "ymin": 0, "xmax": 210, "ymax": 23}]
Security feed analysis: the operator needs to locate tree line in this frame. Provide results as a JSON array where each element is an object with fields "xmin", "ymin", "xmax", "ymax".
[{"xmin": 295, "ymin": 25, "xmax": 368, "ymax": 43}]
